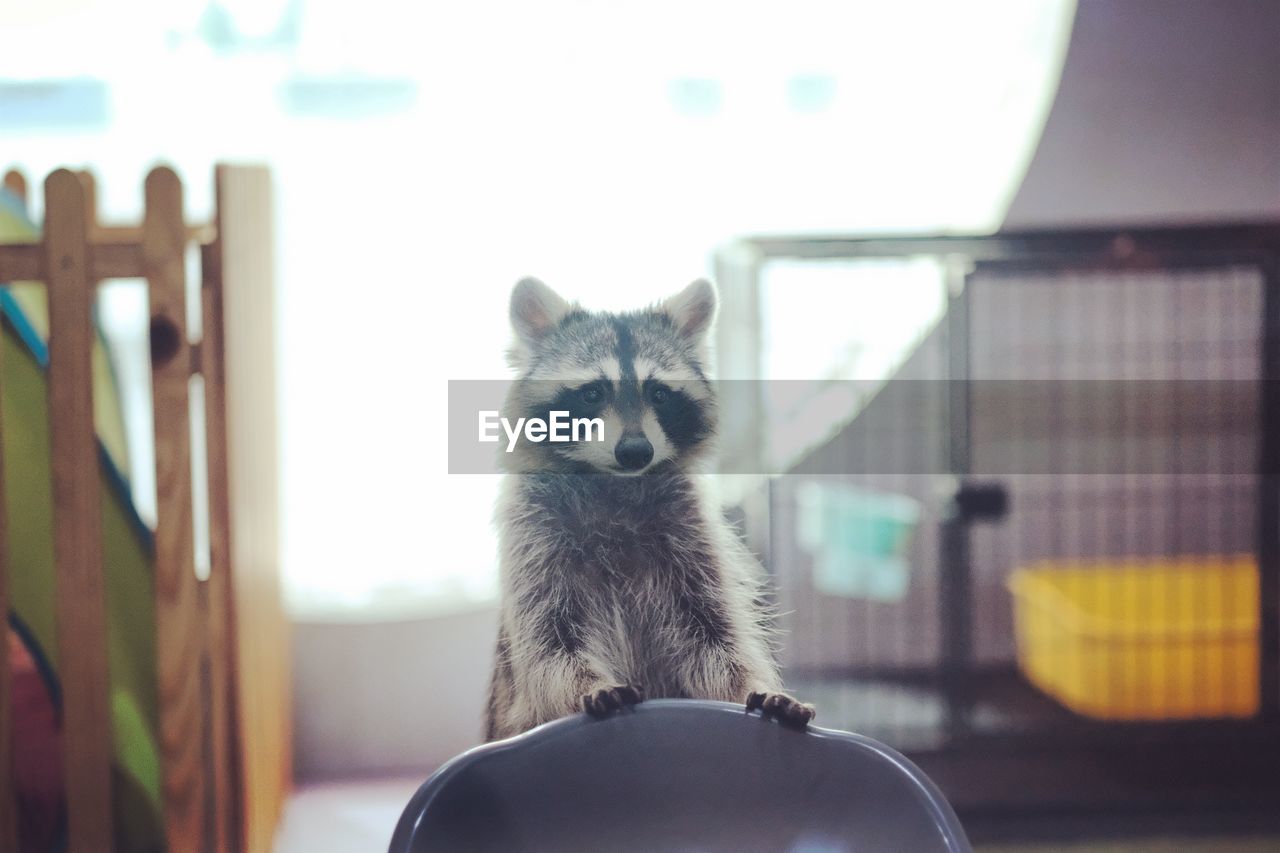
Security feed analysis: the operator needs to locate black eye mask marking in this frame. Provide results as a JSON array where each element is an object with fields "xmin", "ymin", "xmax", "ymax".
[{"xmin": 642, "ymin": 378, "xmax": 709, "ymax": 451}]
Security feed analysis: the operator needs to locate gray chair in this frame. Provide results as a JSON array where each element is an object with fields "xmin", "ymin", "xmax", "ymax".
[{"xmin": 389, "ymin": 699, "xmax": 971, "ymax": 852}]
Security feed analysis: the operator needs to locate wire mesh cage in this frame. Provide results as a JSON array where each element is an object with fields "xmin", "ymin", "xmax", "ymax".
[{"xmin": 715, "ymin": 226, "xmax": 1280, "ymax": 823}]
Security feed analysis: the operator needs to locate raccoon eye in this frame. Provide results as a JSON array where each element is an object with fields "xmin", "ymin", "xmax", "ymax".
[
  {"xmin": 578, "ymin": 383, "xmax": 605, "ymax": 405},
  {"xmin": 650, "ymin": 384, "xmax": 671, "ymax": 406}
]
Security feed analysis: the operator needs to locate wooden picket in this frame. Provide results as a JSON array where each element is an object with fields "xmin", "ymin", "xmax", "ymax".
[
  {"xmin": 0, "ymin": 164, "xmax": 287, "ymax": 852},
  {"xmin": 45, "ymin": 168, "xmax": 115, "ymax": 851}
]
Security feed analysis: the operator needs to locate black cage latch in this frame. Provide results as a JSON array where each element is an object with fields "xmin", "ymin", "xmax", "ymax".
[{"xmin": 946, "ymin": 481, "xmax": 1009, "ymax": 523}]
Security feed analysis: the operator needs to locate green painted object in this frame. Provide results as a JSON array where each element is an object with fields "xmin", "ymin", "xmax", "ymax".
[{"xmin": 2, "ymin": 189, "xmax": 163, "ymax": 851}]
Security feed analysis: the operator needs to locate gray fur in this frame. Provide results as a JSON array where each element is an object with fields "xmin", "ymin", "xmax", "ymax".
[{"xmin": 485, "ymin": 279, "xmax": 811, "ymax": 740}]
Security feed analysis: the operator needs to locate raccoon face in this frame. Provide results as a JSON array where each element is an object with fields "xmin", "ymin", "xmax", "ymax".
[{"xmin": 504, "ymin": 277, "xmax": 718, "ymax": 476}]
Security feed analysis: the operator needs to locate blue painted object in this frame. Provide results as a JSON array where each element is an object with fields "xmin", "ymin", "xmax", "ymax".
[
  {"xmin": 389, "ymin": 699, "xmax": 971, "ymax": 852},
  {"xmin": 0, "ymin": 79, "xmax": 110, "ymax": 130}
]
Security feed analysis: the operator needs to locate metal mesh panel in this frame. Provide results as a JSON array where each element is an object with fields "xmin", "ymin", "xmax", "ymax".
[{"xmin": 769, "ymin": 260, "xmax": 1269, "ymax": 748}]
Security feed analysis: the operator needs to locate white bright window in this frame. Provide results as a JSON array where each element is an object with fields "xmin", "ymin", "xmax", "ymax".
[{"xmin": 1, "ymin": 0, "xmax": 1075, "ymax": 619}]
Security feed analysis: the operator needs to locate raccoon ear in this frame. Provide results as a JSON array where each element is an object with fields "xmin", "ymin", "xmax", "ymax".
[
  {"xmin": 510, "ymin": 277, "xmax": 571, "ymax": 345},
  {"xmin": 661, "ymin": 278, "xmax": 718, "ymax": 342}
]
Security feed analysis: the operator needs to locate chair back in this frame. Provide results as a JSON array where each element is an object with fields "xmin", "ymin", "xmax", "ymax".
[{"xmin": 389, "ymin": 699, "xmax": 971, "ymax": 852}]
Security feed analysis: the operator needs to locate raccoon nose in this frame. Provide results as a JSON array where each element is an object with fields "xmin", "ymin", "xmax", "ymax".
[{"xmin": 615, "ymin": 435, "xmax": 654, "ymax": 471}]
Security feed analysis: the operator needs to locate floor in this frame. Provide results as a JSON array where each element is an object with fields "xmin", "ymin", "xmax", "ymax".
[
  {"xmin": 274, "ymin": 777, "xmax": 1280, "ymax": 853},
  {"xmin": 275, "ymin": 777, "xmax": 422, "ymax": 852}
]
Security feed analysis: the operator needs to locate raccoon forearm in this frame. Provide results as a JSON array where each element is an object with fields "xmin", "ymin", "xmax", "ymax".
[{"xmin": 503, "ymin": 576, "xmax": 615, "ymax": 711}]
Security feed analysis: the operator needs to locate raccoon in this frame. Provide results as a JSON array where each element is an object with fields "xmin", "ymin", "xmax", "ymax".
[{"xmin": 484, "ymin": 277, "xmax": 814, "ymax": 741}]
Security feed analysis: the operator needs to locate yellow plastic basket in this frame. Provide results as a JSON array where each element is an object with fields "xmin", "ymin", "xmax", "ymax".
[{"xmin": 1006, "ymin": 555, "xmax": 1259, "ymax": 720}]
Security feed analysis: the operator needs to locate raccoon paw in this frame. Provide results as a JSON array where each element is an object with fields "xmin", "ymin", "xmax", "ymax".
[
  {"xmin": 745, "ymin": 691, "xmax": 816, "ymax": 729},
  {"xmin": 582, "ymin": 685, "xmax": 645, "ymax": 718}
]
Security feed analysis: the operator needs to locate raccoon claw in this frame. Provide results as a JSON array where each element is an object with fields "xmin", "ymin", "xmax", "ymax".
[
  {"xmin": 745, "ymin": 691, "xmax": 815, "ymax": 729},
  {"xmin": 582, "ymin": 685, "xmax": 645, "ymax": 718}
]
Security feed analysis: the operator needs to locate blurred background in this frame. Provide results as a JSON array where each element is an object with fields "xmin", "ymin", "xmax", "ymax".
[{"xmin": 3, "ymin": 0, "xmax": 1280, "ymax": 850}]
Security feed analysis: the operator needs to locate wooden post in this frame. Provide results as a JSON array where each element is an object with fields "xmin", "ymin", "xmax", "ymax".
[
  {"xmin": 0, "ymin": 260, "xmax": 18, "ymax": 853},
  {"xmin": 144, "ymin": 166, "xmax": 208, "ymax": 850},
  {"xmin": 215, "ymin": 164, "xmax": 290, "ymax": 853},
  {"xmin": 45, "ymin": 168, "xmax": 114, "ymax": 851},
  {"xmin": 201, "ymin": 219, "xmax": 241, "ymax": 852}
]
